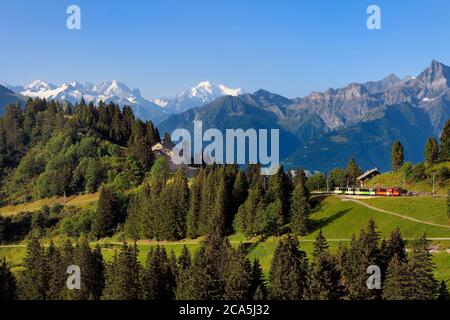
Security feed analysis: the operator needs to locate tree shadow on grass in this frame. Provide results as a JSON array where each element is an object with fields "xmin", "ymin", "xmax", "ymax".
[
  {"xmin": 310, "ymin": 195, "xmax": 330, "ymax": 214},
  {"xmin": 309, "ymin": 208, "xmax": 353, "ymax": 233}
]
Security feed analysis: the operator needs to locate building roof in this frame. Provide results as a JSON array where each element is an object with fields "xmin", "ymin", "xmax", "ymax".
[{"xmin": 357, "ymin": 168, "xmax": 380, "ymax": 181}]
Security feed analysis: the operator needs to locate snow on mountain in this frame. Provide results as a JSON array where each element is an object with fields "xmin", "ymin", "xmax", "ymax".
[
  {"xmin": 9, "ymin": 80, "xmax": 168, "ymax": 123},
  {"xmin": 152, "ymin": 81, "xmax": 243, "ymax": 113},
  {"xmin": 5, "ymin": 79, "xmax": 243, "ymax": 121}
]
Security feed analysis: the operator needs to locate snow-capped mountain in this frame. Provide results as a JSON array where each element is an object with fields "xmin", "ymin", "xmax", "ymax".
[
  {"xmin": 6, "ymin": 80, "xmax": 168, "ymax": 123},
  {"xmin": 152, "ymin": 81, "xmax": 243, "ymax": 113},
  {"xmin": 5, "ymin": 80, "xmax": 244, "ymax": 122}
]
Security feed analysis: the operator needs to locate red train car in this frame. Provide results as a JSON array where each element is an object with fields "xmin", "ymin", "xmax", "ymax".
[{"xmin": 375, "ymin": 187, "xmax": 403, "ymax": 197}]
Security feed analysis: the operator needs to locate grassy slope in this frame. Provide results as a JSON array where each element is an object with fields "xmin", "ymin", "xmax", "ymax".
[
  {"xmin": 365, "ymin": 162, "xmax": 450, "ymax": 195},
  {"xmin": 2, "ymin": 196, "xmax": 449, "ymax": 282},
  {"xmin": 0, "ymin": 193, "xmax": 100, "ymax": 217},
  {"xmin": 361, "ymin": 196, "xmax": 449, "ymax": 226}
]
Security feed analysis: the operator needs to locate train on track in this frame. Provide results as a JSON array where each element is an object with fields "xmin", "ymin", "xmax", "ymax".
[{"xmin": 334, "ymin": 187, "xmax": 405, "ymax": 197}]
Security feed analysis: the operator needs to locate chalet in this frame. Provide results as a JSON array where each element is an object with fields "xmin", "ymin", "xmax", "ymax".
[
  {"xmin": 357, "ymin": 168, "xmax": 380, "ymax": 188},
  {"xmin": 151, "ymin": 142, "xmax": 198, "ymax": 176}
]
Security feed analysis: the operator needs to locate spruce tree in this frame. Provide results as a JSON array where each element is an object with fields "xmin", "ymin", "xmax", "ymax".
[
  {"xmin": 231, "ymin": 170, "xmax": 248, "ymax": 216},
  {"xmin": 224, "ymin": 246, "xmax": 253, "ymax": 300},
  {"xmin": 176, "ymin": 246, "xmax": 193, "ymax": 300},
  {"xmin": 391, "ymin": 141, "xmax": 405, "ymax": 170},
  {"xmin": 103, "ymin": 243, "xmax": 142, "ymax": 300},
  {"xmin": 437, "ymin": 281, "xmax": 449, "ymax": 300},
  {"xmin": 186, "ymin": 177, "xmax": 202, "ymax": 239},
  {"xmin": 268, "ymin": 236, "xmax": 309, "ymax": 300},
  {"xmin": 340, "ymin": 221, "xmax": 381, "ymax": 300},
  {"xmin": 142, "ymin": 246, "xmax": 176, "ymax": 300},
  {"xmin": 382, "ymin": 254, "xmax": 410, "ymax": 300},
  {"xmin": 440, "ymin": 120, "xmax": 450, "ymax": 161},
  {"xmin": 188, "ymin": 234, "xmax": 233, "ymax": 300},
  {"xmin": 46, "ymin": 241, "xmax": 66, "ymax": 300},
  {"xmin": 290, "ymin": 182, "xmax": 310, "ymax": 236},
  {"xmin": 425, "ymin": 137, "xmax": 440, "ymax": 165},
  {"xmin": 0, "ymin": 258, "xmax": 16, "ymax": 300},
  {"xmin": 406, "ymin": 236, "xmax": 438, "ymax": 300},
  {"xmin": 308, "ymin": 231, "xmax": 343, "ymax": 300},
  {"xmin": 92, "ymin": 186, "xmax": 123, "ymax": 239},
  {"xmin": 346, "ymin": 158, "xmax": 362, "ymax": 187},
  {"xmin": 250, "ymin": 258, "xmax": 267, "ymax": 300},
  {"xmin": 18, "ymin": 237, "xmax": 49, "ymax": 300}
]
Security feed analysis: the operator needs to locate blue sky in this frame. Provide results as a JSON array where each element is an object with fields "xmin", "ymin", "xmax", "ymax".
[{"xmin": 1, "ymin": 0, "xmax": 450, "ymax": 98}]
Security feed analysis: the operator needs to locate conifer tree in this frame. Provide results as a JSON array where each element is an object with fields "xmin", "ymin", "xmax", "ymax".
[
  {"xmin": 103, "ymin": 243, "xmax": 142, "ymax": 300},
  {"xmin": 224, "ymin": 246, "xmax": 253, "ymax": 300},
  {"xmin": 425, "ymin": 137, "xmax": 440, "ymax": 165},
  {"xmin": 46, "ymin": 241, "xmax": 66, "ymax": 300},
  {"xmin": 18, "ymin": 237, "xmax": 49, "ymax": 300},
  {"xmin": 142, "ymin": 246, "xmax": 176, "ymax": 300},
  {"xmin": 187, "ymin": 234, "xmax": 233, "ymax": 300},
  {"xmin": 346, "ymin": 158, "xmax": 362, "ymax": 187},
  {"xmin": 268, "ymin": 236, "xmax": 309, "ymax": 300},
  {"xmin": 406, "ymin": 236, "xmax": 438, "ymax": 300},
  {"xmin": 340, "ymin": 221, "xmax": 381, "ymax": 300},
  {"xmin": 440, "ymin": 120, "xmax": 450, "ymax": 161},
  {"xmin": 176, "ymin": 246, "xmax": 193, "ymax": 300},
  {"xmin": 0, "ymin": 258, "xmax": 16, "ymax": 300},
  {"xmin": 92, "ymin": 186, "xmax": 123, "ymax": 239},
  {"xmin": 437, "ymin": 281, "xmax": 449, "ymax": 300},
  {"xmin": 290, "ymin": 182, "xmax": 310, "ymax": 236},
  {"xmin": 187, "ymin": 176, "xmax": 202, "ymax": 239},
  {"xmin": 71, "ymin": 238, "xmax": 105, "ymax": 300},
  {"xmin": 231, "ymin": 170, "xmax": 248, "ymax": 216},
  {"xmin": 250, "ymin": 258, "xmax": 267, "ymax": 300},
  {"xmin": 210, "ymin": 175, "xmax": 227, "ymax": 236},
  {"xmin": 382, "ymin": 254, "xmax": 410, "ymax": 300},
  {"xmin": 391, "ymin": 141, "xmax": 405, "ymax": 170},
  {"xmin": 308, "ymin": 231, "xmax": 343, "ymax": 300}
]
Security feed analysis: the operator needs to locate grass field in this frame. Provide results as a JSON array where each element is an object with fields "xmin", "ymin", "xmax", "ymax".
[
  {"xmin": 0, "ymin": 192, "xmax": 99, "ymax": 217},
  {"xmin": 1, "ymin": 195, "xmax": 449, "ymax": 282},
  {"xmin": 365, "ymin": 162, "xmax": 450, "ymax": 195},
  {"xmin": 361, "ymin": 196, "xmax": 449, "ymax": 226}
]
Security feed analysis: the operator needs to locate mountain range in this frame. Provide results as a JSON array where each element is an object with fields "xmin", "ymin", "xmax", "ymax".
[
  {"xmin": 1, "ymin": 60, "xmax": 449, "ymax": 171},
  {"xmin": 1, "ymin": 80, "xmax": 242, "ymax": 124},
  {"xmin": 159, "ymin": 60, "xmax": 450, "ymax": 172}
]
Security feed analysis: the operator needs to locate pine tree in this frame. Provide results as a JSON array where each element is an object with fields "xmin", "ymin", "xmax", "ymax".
[
  {"xmin": 210, "ymin": 175, "xmax": 227, "ymax": 237},
  {"xmin": 391, "ymin": 141, "xmax": 405, "ymax": 170},
  {"xmin": 346, "ymin": 158, "xmax": 362, "ymax": 187},
  {"xmin": 268, "ymin": 236, "xmax": 309, "ymax": 300},
  {"xmin": 142, "ymin": 246, "xmax": 176, "ymax": 300},
  {"xmin": 340, "ymin": 221, "xmax": 382, "ymax": 300},
  {"xmin": 103, "ymin": 243, "xmax": 142, "ymax": 300},
  {"xmin": 18, "ymin": 237, "xmax": 49, "ymax": 300},
  {"xmin": 290, "ymin": 182, "xmax": 310, "ymax": 236},
  {"xmin": 46, "ymin": 241, "xmax": 66, "ymax": 300},
  {"xmin": 187, "ymin": 176, "xmax": 202, "ymax": 239},
  {"xmin": 92, "ymin": 186, "xmax": 123, "ymax": 239},
  {"xmin": 234, "ymin": 181, "xmax": 265, "ymax": 238},
  {"xmin": 308, "ymin": 231, "xmax": 343, "ymax": 300},
  {"xmin": 382, "ymin": 254, "xmax": 410, "ymax": 300},
  {"xmin": 406, "ymin": 236, "xmax": 438, "ymax": 300},
  {"xmin": 440, "ymin": 120, "xmax": 450, "ymax": 161},
  {"xmin": 0, "ymin": 258, "xmax": 16, "ymax": 300},
  {"xmin": 250, "ymin": 258, "xmax": 267, "ymax": 300},
  {"xmin": 187, "ymin": 234, "xmax": 233, "ymax": 300},
  {"xmin": 437, "ymin": 281, "xmax": 450, "ymax": 300},
  {"xmin": 176, "ymin": 246, "xmax": 193, "ymax": 300},
  {"xmin": 71, "ymin": 238, "xmax": 105, "ymax": 300},
  {"xmin": 224, "ymin": 246, "xmax": 252, "ymax": 300},
  {"xmin": 425, "ymin": 137, "xmax": 440, "ymax": 165},
  {"xmin": 231, "ymin": 170, "xmax": 248, "ymax": 216}
]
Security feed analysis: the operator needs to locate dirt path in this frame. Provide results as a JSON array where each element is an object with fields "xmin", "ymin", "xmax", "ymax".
[{"xmin": 342, "ymin": 197, "xmax": 450, "ymax": 229}]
